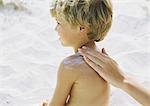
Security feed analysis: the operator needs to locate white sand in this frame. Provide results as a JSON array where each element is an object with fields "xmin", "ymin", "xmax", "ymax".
[{"xmin": 0, "ymin": 0, "xmax": 150, "ymax": 106}]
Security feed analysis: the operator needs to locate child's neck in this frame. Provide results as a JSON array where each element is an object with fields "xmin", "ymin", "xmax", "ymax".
[{"xmin": 74, "ymin": 41, "xmax": 97, "ymax": 53}]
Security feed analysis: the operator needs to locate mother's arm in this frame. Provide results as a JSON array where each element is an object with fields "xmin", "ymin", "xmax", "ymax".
[{"xmin": 78, "ymin": 47, "xmax": 150, "ymax": 106}]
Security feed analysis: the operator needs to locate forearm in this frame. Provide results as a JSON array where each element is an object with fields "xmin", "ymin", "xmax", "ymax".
[{"xmin": 121, "ymin": 76, "xmax": 150, "ymax": 106}]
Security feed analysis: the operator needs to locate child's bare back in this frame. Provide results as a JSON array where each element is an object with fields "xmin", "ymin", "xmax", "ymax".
[
  {"xmin": 48, "ymin": 0, "xmax": 113, "ymax": 105},
  {"xmin": 50, "ymin": 52, "xmax": 110, "ymax": 106}
]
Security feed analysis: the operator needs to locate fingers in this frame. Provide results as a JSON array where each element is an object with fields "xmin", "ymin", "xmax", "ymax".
[
  {"xmin": 83, "ymin": 54, "xmax": 104, "ymax": 68},
  {"xmin": 79, "ymin": 46, "xmax": 106, "ymax": 62},
  {"xmin": 80, "ymin": 50, "xmax": 105, "ymax": 66},
  {"xmin": 83, "ymin": 56, "xmax": 107, "ymax": 81},
  {"xmin": 83, "ymin": 56, "xmax": 104, "ymax": 75},
  {"xmin": 79, "ymin": 46, "xmax": 110, "ymax": 59}
]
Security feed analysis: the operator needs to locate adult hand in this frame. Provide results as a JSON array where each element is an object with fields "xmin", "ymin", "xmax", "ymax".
[
  {"xmin": 78, "ymin": 47, "xmax": 126, "ymax": 88},
  {"xmin": 78, "ymin": 46, "xmax": 150, "ymax": 106}
]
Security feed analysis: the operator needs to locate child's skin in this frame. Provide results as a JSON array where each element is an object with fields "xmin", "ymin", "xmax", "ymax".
[
  {"xmin": 50, "ymin": 50, "xmax": 110, "ymax": 106},
  {"xmin": 41, "ymin": 14, "xmax": 110, "ymax": 106}
]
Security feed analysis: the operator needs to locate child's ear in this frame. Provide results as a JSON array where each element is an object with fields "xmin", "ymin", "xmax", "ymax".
[
  {"xmin": 80, "ymin": 27, "xmax": 84, "ymax": 30},
  {"xmin": 79, "ymin": 26, "xmax": 86, "ymax": 34}
]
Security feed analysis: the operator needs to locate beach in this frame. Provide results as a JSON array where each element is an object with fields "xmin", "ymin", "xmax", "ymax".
[{"xmin": 0, "ymin": 0, "xmax": 150, "ymax": 106}]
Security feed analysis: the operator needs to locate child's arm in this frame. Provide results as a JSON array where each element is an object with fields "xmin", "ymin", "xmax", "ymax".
[{"xmin": 49, "ymin": 59, "xmax": 77, "ymax": 106}]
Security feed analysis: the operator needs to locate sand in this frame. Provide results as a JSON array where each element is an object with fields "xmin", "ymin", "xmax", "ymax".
[{"xmin": 0, "ymin": 0, "xmax": 150, "ymax": 106}]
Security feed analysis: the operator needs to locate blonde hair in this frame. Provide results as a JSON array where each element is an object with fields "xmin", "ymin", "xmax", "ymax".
[{"xmin": 50, "ymin": 0, "xmax": 113, "ymax": 42}]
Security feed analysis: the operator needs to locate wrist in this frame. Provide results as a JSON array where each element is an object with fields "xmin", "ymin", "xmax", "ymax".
[{"xmin": 120, "ymin": 75, "xmax": 132, "ymax": 91}]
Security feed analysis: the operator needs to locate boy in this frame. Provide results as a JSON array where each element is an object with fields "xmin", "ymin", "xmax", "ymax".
[{"xmin": 41, "ymin": 0, "xmax": 113, "ymax": 105}]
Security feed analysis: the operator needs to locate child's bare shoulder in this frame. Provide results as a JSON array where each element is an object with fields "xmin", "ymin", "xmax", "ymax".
[
  {"xmin": 62, "ymin": 53, "xmax": 85, "ymax": 68},
  {"xmin": 58, "ymin": 54, "xmax": 84, "ymax": 80},
  {"xmin": 59, "ymin": 53, "xmax": 85, "ymax": 73}
]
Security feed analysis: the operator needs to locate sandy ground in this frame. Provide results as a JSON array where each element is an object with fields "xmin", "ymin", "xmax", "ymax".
[{"xmin": 0, "ymin": 0, "xmax": 150, "ymax": 106}]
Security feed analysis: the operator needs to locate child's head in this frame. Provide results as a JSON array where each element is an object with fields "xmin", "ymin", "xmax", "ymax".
[{"xmin": 50, "ymin": 0, "xmax": 113, "ymax": 50}]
